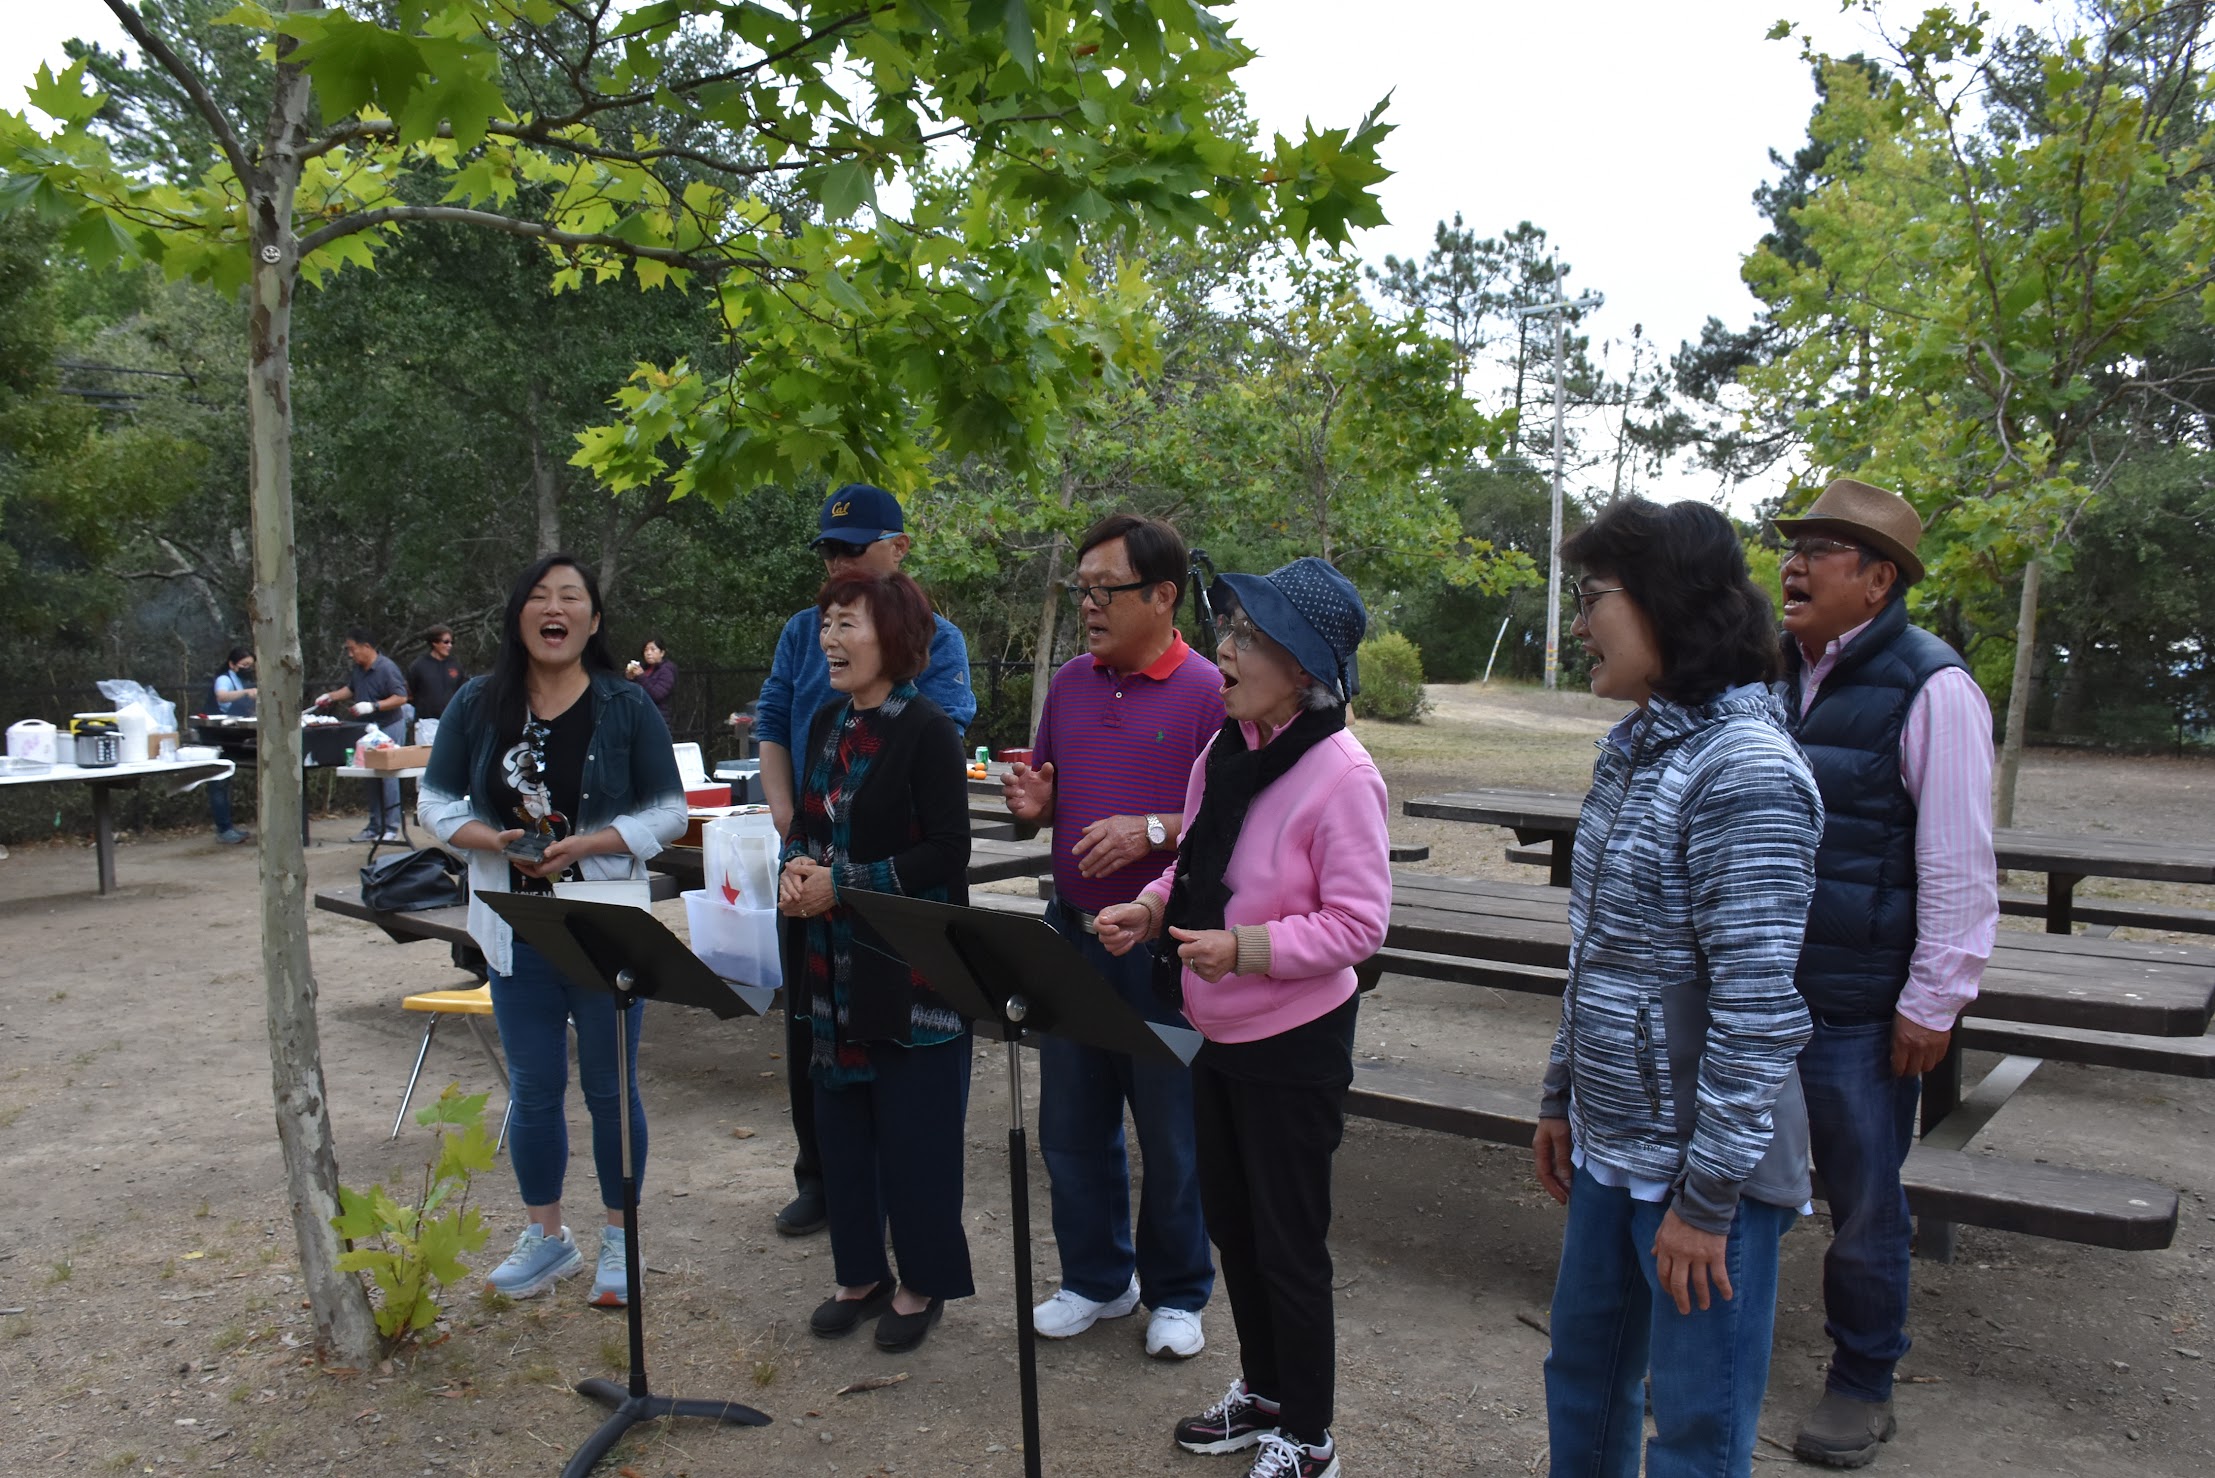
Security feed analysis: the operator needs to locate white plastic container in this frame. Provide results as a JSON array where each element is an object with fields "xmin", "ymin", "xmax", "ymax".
[
  {"xmin": 7, "ymin": 719, "xmax": 59, "ymax": 766},
  {"xmin": 702, "ymin": 809, "xmax": 781, "ymax": 910},
  {"xmin": 682, "ymin": 889, "xmax": 782, "ymax": 990},
  {"xmin": 112, "ymin": 704, "xmax": 152, "ymax": 766}
]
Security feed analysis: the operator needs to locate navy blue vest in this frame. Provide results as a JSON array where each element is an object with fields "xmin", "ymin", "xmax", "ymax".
[{"xmin": 1781, "ymin": 599, "xmax": 1967, "ymax": 1020}]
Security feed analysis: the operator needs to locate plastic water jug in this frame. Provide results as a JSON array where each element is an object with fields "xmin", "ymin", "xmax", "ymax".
[{"xmin": 702, "ymin": 809, "xmax": 780, "ymax": 910}]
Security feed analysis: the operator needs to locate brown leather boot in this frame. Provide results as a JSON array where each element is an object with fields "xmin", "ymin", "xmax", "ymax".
[{"xmin": 1792, "ymin": 1391, "xmax": 1897, "ymax": 1468}]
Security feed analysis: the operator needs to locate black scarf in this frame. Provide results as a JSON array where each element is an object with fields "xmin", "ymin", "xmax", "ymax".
[{"xmin": 1153, "ymin": 703, "xmax": 1346, "ymax": 1006}]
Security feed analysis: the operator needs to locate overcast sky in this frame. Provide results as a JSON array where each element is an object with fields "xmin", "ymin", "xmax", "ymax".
[{"xmin": 4, "ymin": 1, "xmax": 2062, "ymax": 510}]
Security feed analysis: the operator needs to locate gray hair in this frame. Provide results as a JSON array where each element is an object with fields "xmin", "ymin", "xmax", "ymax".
[{"xmin": 1219, "ymin": 593, "xmax": 1344, "ymax": 709}]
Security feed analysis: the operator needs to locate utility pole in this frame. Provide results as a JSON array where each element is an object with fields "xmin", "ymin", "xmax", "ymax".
[{"xmin": 1513, "ymin": 280, "xmax": 1604, "ymax": 690}]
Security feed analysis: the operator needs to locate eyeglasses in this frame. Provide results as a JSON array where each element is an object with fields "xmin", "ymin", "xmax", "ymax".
[
  {"xmin": 1785, "ymin": 536, "xmax": 1861, "ymax": 563},
  {"xmin": 1568, "ymin": 584, "xmax": 1626, "ymax": 619},
  {"xmin": 1065, "ymin": 579, "xmax": 1152, "ymax": 609},
  {"xmin": 1221, "ymin": 612, "xmax": 1266, "ymax": 651}
]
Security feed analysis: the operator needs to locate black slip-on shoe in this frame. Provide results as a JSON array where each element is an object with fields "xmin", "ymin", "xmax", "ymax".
[
  {"xmin": 874, "ymin": 1295, "xmax": 944, "ymax": 1352},
  {"xmin": 809, "ymin": 1280, "xmax": 896, "ymax": 1338},
  {"xmin": 776, "ymin": 1189, "xmax": 828, "ymax": 1236}
]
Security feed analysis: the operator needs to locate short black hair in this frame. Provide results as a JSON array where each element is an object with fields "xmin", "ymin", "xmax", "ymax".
[
  {"xmin": 643, "ymin": 635, "xmax": 668, "ymax": 653},
  {"xmin": 1077, "ymin": 513, "xmax": 1188, "ymax": 602},
  {"xmin": 226, "ymin": 645, "xmax": 252, "ymax": 667},
  {"xmin": 1562, "ymin": 497, "xmax": 1781, "ymax": 705},
  {"xmin": 344, "ymin": 626, "xmax": 377, "ymax": 649},
  {"xmin": 423, "ymin": 625, "xmax": 453, "ymax": 645}
]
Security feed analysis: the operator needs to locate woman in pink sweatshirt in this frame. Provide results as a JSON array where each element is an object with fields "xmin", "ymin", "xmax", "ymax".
[{"xmin": 1096, "ymin": 557, "xmax": 1389, "ymax": 1478}]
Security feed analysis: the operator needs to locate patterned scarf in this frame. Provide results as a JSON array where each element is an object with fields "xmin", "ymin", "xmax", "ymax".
[{"xmin": 788, "ymin": 682, "xmax": 958, "ymax": 1085}]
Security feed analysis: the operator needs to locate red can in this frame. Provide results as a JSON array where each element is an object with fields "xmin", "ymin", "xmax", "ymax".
[{"xmin": 996, "ymin": 748, "xmax": 1035, "ymax": 767}]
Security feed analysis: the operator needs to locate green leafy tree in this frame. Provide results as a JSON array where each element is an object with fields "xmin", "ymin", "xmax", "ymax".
[
  {"xmin": 1, "ymin": 0, "xmax": 1389, "ymax": 1361},
  {"xmin": 1745, "ymin": 1, "xmax": 2215, "ymax": 822}
]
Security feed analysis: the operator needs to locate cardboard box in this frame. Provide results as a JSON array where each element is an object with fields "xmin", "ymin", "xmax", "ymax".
[
  {"xmin": 146, "ymin": 731, "xmax": 178, "ymax": 762},
  {"xmin": 359, "ymin": 744, "xmax": 431, "ymax": 771}
]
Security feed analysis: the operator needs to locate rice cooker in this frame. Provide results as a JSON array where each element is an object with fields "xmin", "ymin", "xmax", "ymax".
[{"xmin": 71, "ymin": 716, "xmax": 122, "ymax": 768}]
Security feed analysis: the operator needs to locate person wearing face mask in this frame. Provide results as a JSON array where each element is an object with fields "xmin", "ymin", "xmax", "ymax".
[
  {"xmin": 1533, "ymin": 498, "xmax": 1823, "ymax": 1478},
  {"xmin": 1093, "ymin": 557, "xmax": 1387, "ymax": 1478},
  {"xmin": 778, "ymin": 570, "xmax": 973, "ymax": 1354},
  {"xmin": 203, "ymin": 645, "xmax": 258, "ymax": 845},
  {"xmin": 754, "ymin": 483, "xmax": 977, "ymax": 1238},
  {"xmin": 417, "ymin": 553, "xmax": 686, "ymax": 1311}
]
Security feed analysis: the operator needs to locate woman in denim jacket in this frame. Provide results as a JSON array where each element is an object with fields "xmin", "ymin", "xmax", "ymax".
[
  {"xmin": 1532, "ymin": 499, "xmax": 1823, "ymax": 1478},
  {"xmin": 419, "ymin": 554, "xmax": 685, "ymax": 1309}
]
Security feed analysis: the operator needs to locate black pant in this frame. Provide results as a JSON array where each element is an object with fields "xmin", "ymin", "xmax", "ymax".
[
  {"xmin": 1191, "ymin": 994, "xmax": 1357, "ymax": 1448},
  {"xmin": 814, "ymin": 1032, "xmax": 976, "ymax": 1298},
  {"xmin": 786, "ymin": 1002, "xmax": 822, "ymax": 1197}
]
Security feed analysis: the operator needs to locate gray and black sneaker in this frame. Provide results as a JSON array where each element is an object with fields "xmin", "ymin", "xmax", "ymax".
[
  {"xmin": 1174, "ymin": 1378, "xmax": 1278, "ymax": 1454},
  {"xmin": 1246, "ymin": 1432, "xmax": 1339, "ymax": 1478}
]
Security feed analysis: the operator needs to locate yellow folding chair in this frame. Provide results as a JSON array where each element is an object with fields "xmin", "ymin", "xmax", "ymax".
[{"xmin": 391, "ymin": 984, "xmax": 513, "ymax": 1150}]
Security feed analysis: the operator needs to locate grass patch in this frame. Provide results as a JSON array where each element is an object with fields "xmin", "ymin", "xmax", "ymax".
[
  {"xmin": 0, "ymin": 1103, "xmax": 24, "ymax": 1129},
  {"xmin": 46, "ymin": 1258, "xmax": 72, "ymax": 1285},
  {"xmin": 4, "ymin": 1316, "xmax": 33, "ymax": 1339},
  {"xmin": 212, "ymin": 1323, "xmax": 250, "ymax": 1353},
  {"xmin": 598, "ymin": 1337, "xmax": 626, "ymax": 1372},
  {"xmin": 99, "ymin": 1451, "xmax": 137, "ymax": 1472},
  {"xmin": 752, "ymin": 1359, "xmax": 777, "ymax": 1387}
]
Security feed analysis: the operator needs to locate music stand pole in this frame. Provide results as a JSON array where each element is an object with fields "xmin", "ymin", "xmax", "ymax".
[
  {"xmin": 835, "ymin": 892, "xmax": 1199, "ymax": 1478},
  {"xmin": 1003, "ymin": 1002, "xmax": 1045, "ymax": 1478},
  {"xmin": 559, "ymin": 968, "xmax": 766, "ymax": 1477},
  {"xmin": 479, "ymin": 893, "xmax": 774, "ymax": 1478}
]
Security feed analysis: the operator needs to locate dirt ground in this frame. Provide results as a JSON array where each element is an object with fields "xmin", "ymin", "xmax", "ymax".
[{"xmin": 1, "ymin": 681, "xmax": 2210, "ymax": 1477}]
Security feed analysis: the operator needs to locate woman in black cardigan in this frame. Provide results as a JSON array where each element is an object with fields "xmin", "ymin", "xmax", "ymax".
[{"xmin": 779, "ymin": 570, "xmax": 973, "ymax": 1353}]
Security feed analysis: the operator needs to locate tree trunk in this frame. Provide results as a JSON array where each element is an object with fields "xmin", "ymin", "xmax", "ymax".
[
  {"xmin": 247, "ymin": 8, "xmax": 380, "ymax": 1366},
  {"xmin": 529, "ymin": 388, "xmax": 561, "ymax": 556},
  {"xmin": 1993, "ymin": 557, "xmax": 2042, "ymax": 829},
  {"xmin": 1028, "ymin": 467, "xmax": 1079, "ymax": 738}
]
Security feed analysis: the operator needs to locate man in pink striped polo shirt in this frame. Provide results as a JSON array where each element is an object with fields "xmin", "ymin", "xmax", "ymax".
[
  {"xmin": 1773, "ymin": 479, "xmax": 1998, "ymax": 1470},
  {"xmin": 1002, "ymin": 513, "xmax": 1224, "ymax": 1360}
]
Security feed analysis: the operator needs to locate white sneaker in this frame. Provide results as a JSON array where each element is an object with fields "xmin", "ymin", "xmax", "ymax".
[
  {"xmin": 1145, "ymin": 1305, "xmax": 1205, "ymax": 1359},
  {"xmin": 1031, "ymin": 1275, "xmax": 1140, "ymax": 1339}
]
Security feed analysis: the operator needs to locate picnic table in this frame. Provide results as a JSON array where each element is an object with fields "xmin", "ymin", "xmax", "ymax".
[
  {"xmin": 1406, "ymin": 787, "xmax": 2215, "ymax": 935},
  {"xmin": 0, "ymin": 756, "xmax": 235, "ymax": 895},
  {"xmin": 1377, "ymin": 866, "xmax": 2207, "ymax": 1254}
]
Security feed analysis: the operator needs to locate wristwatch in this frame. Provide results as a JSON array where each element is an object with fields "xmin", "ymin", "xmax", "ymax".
[{"xmin": 1145, "ymin": 814, "xmax": 1167, "ymax": 848}]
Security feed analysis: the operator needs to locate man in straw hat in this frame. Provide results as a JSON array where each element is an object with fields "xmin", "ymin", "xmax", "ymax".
[{"xmin": 1772, "ymin": 478, "xmax": 1998, "ymax": 1468}]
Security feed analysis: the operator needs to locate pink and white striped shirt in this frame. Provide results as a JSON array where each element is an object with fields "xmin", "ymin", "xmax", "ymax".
[{"xmin": 1798, "ymin": 618, "xmax": 1998, "ymax": 1031}]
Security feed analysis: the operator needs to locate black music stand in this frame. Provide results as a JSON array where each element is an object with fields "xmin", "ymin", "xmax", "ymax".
[
  {"xmin": 483, "ymin": 892, "xmax": 777, "ymax": 1478},
  {"xmin": 840, "ymin": 891, "xmax": 1201, "ymax": 1478}
]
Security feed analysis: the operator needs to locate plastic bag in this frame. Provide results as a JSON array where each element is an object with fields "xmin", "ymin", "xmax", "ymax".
[{"xmin": 96, "ymin": 679, "xmax": 176, "ymax": 733}]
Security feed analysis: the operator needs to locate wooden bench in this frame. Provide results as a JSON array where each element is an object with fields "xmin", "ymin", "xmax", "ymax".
[
  {"xmin": 1344, "ymin": 1060, "xmax": 2180, "ymax": 1251},
  {"xmin": 1998, "ymin": 889, "xmax": 2215, "ymax": 937}
]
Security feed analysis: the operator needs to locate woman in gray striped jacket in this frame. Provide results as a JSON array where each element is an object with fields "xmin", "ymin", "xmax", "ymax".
[{"xmin": 1532, "ymin": 498, "xmax": 1823, "ymax": 1478}]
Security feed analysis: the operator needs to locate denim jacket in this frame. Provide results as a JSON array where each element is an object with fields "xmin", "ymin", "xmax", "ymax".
[
  {"xmin": 1538, "ymin": 685, "xmax": 1823, "ymax": 1233},
  {"xmin": 417, "ymin": 671, "xmax": 686, "ymax": 976}
]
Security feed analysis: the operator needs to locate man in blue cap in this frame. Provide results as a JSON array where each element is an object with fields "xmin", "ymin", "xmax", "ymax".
[{"xmin": 755, "ymin": 482, "xmax": 978, "ymax": 1236}]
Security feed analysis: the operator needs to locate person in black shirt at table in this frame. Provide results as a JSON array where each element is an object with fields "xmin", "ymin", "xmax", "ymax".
[
  {"xmin": 314, "ymin": 627, "xmax": 411, "ymax": 842},
  {"xmin": 406, "ymin": 626, "xmax": 468, "ymax": 730}
]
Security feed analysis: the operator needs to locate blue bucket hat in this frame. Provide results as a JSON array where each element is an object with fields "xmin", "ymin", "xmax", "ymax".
[
  {"xmin": 1209, "ymin": 557, "xmax": 1368, "ymax": 702},
  {"xmin": 812, "ymin": 482, "xmax": 906, "ymax": 548}
]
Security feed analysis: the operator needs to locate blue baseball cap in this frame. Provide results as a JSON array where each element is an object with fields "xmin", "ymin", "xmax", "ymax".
[{"xmin": 812, "ymin": 483, "xmax": 906, "ymax": 548}]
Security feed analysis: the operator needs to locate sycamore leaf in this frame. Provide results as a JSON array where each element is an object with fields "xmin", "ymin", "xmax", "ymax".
[
  {"xmin": 279, "ymin": 13, "xmax": 428, "ymax": 119},
  {"xmin": 1000, "ymin": 0, "xmax": 1040, "ymax": 82},
  {"xmin": 25, "ymin": 61, "xmax": 106, "ymax": 127},
  {"xmin": 816, "ymin": 158, "xmax": 876, "ymax": 221}
]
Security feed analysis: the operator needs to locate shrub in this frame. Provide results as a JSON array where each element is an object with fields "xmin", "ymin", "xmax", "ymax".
[
  {"xmin": 1353, "ymin": 631, "xmax": 1427, "ymax": 722},
  {"xmin": 332, "ymin": 1084, "xmax": 494, "ymax": 1349}
]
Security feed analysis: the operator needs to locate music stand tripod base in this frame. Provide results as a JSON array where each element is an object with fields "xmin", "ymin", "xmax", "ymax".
[{"xmin": 481, "ymin": 891, "xmax": 775, "ymax": 1476}]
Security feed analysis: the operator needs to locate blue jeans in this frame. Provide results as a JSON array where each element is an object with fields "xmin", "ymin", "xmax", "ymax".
[
  {"xmin": 1545, "ymin": 1168, "xmax": 1795, "ymax": 1478},
  {"xmin": 1800, "ymin": 1013, "xmax": 1920, "ymax": 1402},
  {"xmin": 207, "ymin": 779, "xmax": 234, "ymax": 834},
  {"xmin": 488, "ymin": 938, "xmax": 647, "ymax": 1211},
  {"xmin": 1035, "ymin": 900, "xmax": 1214, "ymax": 1312}
]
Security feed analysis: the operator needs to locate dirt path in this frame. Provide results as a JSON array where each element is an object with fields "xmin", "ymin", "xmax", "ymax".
[{"xmin": 1, "ymin": 682, "xmax": 2209, "ymax": 1476}]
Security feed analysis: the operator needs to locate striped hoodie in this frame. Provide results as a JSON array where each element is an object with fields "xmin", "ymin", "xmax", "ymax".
[{"xmin": 1538, "ymin": 684, "xmax": 1823, "ymax": 1233}]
